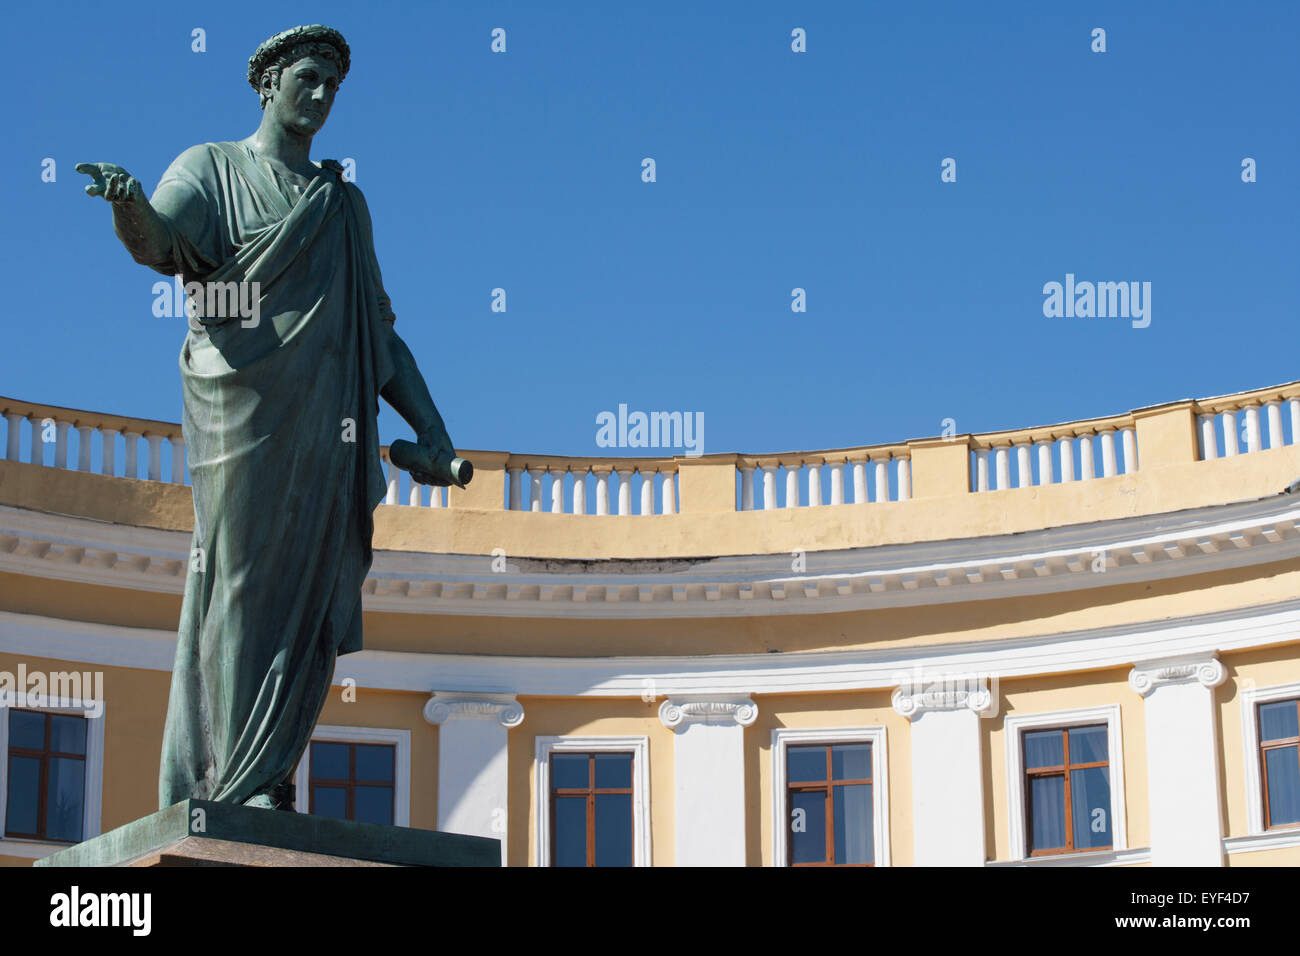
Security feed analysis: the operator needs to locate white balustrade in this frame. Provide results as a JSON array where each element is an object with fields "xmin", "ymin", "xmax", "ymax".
[
  {"xmin": 1244, "ymin": 406, "xmax": 1261, "ymax": 453},
  {"xmin": 594, "ymin": 469, "xmax": 610, "ymax": 516},
  {"xmin": 808, "ymin": 464, "xmax": 823, "ymax": 507},
  {"xmin": 785, "ymin": 466, "xmax": 798, "ymax": 509},
  {"xmin": 974, "ymin": 450, "xmax": 988, "ymax": 492},
  {"xmin": 830, "ymin": 461, "xmax": 844, "ymax": 506},
  {"xmin": 897, "ymin": 458, "xmax": 911, "ymax": 500},
  {"xmin": 1079, "ymin": 436, "xmax": 1095, "ymax": 480},
  {"xmin": 1014, "ymin": 443, "xmax": 1031, "ymax": 489},
  {"xmin": 1099, "ymin": 429, "xmax": 1117, "ymax": 478},
  {"xmin": 616, "ymin": 469, "xmax": 632, "ymax": 516},
  {"xmin": 1265, "ymin": 401, "xmax": 1283, "ymax": 450},
  {"xmin": 661, "ymin": 470, "xmax": 676, "ymax": 514},
  {"xmin": 641, "ymin": 471, "xmax": 654, "ymax": 515},
  {"xmin": 851, "ymin": 458, "xmax": 867, "ymax": 503},
  {"xmin": 573, "ymin": 469, "xmax": 587, "ymax": 514},
  {"xmin": 1035, "ymin": 441, "xmax": 1053, "ymax": 485},
  {"xmin": 874, "ymin": 458, "xmax": 889, "ymax": 502},
  {"xmin": 551, "ymin": 469, "xmax": 564, "ymax": 513},
  {"xmin": 1058, "ymin": 435, "xmax": 1075, "ymax": 482},
  {"xmin": 762, "ymin": 466, "xmax": 777, "ymax": 511},
  {"xmin": 1199, "ymin": 415, "xmax": 1217, "ymax": 460},
  {"xmin": 994, "ymin": 446, "xmax": 1010, "ymax": 490},
  {"xmin": 1121, "ymin": 427, "xmax": 1137, "ymax": 473}
]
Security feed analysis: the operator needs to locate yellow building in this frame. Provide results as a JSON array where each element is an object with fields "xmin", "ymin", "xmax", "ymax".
[{"xmin": 1, "ymin": 381, "xmax": 1298, "ymax": 866}]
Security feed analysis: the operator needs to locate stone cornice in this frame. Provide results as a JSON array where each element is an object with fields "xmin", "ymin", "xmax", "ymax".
[
  {"xmin": 1, "ymin": 493, "xmax": 1297, "ymax": 618},
  {"xmin": 422, "ymin": 692, "xmax": 525, "ymax": 728},
  {"xmin": 658, "ymin": 695, "xmax": 758, "ymax": 729},
  {"xmin": 1127, "ymin": 655, "xmax": 1227, "ymax": 697}
]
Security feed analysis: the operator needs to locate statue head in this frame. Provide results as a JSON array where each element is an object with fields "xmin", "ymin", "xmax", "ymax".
[{"xmin": 247, "ymin": 25, "xmax": 351, "ymax": 134}]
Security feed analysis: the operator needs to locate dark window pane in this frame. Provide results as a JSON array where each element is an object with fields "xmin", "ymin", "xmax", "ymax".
[
  {"xmin": 47, "ymin": 715, "xmax": 86, "ymax": 756},
  {"xmin": 594, "ymin": 753, "xmax": 632, "ymax": 790},
  {"xmin": 833, "ymin": 783, "xmax": 872, "ymax": 864},
  {"xmin": 9, "ymin": 711, "xmax": 45, "ymax": 750},
  {"xmin": 790, "ymin": 790, "xmax": 827, "ymax": 863},
  {"xmin": 354, "ymin": 785, "xmax": 393, "ymax": 825},
  {"xmin": 1029, "ymin": 775, "xmax": 1066, "ymax": 851},
  {"xmin": 355, "ymin": 744, "xmax": 394, "ymax": 783},
  {"xmin": 312, "ymin": 785, "xmax": 347, "ymax": 819},
  {"xmin": 1265, "ymin": 746, "xmax": 1300, "ymax": 826},
  {"xmin": 1025, "ymin": 731, "xmax": 1064, "ymax": 769},
  {"xmin": 554, "ymin": 796, "xmax": 587, "ymax": 866},
  {"xmin": 45, "ymin": 757, "xmax": 85, "ymax": 842},
  {"xmin": 1070, "ymin": 766, "xmax": 1111, "ymax": 849},
  {"xmin": 1068, "ymin": 725, "xmax": 1108, "ymax": 764},
  {"xmin": 5, "ymin": 755, "xmax": 41, "ymax": 835},
  {"xmin": 311, "ymin": 742, "xmax": 350, "ymax": 781},
  {"xmin": 594, "ymin": 793, "xmax": 633, "ymax": 866},
  {"xmin": 1260, "ymin": 702, "xmax": 1299, "ymax": 742},
  {"xmin": 832, "ymin": 744, "xmax": 871, "ymax": 781},
  {"xmin": 787, "ymin": 746, "xmax": 827, "ymax": 783},
  {"xmin": 551, "ymin": 754, "xmax": 588, "ymax": 790}
]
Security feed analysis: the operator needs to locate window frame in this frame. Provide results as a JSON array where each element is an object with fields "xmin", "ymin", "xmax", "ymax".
[
  {"xmin": 1004, "ymin": 704, "xmax": 1126, "ymax": 861},
  {"xmin": 771, "ymin": 727, "xmax": 890, "ymax": 867},
  {"xmin": 293, "ymin": 725, "xmax": 410, "ymax": 828},
  {"xmin": 0, "ymin": 696, "xmax": 105, "ymax": 858},
  {"xmin": 534, "ymin": 735, "xmax": 650, "ymax": 867},
  {"xmin": 1240, "ymin": 680, "xmax": 1300, "ymax": 835}
]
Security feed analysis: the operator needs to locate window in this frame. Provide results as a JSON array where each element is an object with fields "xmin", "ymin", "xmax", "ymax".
[
  {"xmin": 549, "ymin": 752, "xmax": 634, "ymax": 867},
  {"xmin": 1004, "ymin": 704, "xmax": 1126, "ymax": 861},
  {"xmin": 1023, "ymin": 725, "xmax": 1112, "ymax": 856},
  {"xmin": 771, "ymin": 727, "xmax": 889, "ymax": 867},
  {"xmin": 786, "ymin": 742, "xmax": 873, "ymax": 866},
  {"xmin": 1258, "ymin": 698, "xmax": 1300, "ymax": 829},
  {"xmin": 306, "ymin": 740, "xmax": 395, "ymax": 825},
  {"xmin": 293, "ymin": 726, "xmax": 411, "ymax": 827},
  {"xmin": 4, "ymin": 709, "xmax": 87, "ymax": 842},
  {"xmin": 534, "ymin": 736, "xmax": 650, "ymax": 866}
]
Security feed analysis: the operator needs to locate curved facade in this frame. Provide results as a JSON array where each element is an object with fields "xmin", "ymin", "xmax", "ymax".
[{"xmin": 1, "ymin": 381, "xmax": 1298, "ymax": 866}]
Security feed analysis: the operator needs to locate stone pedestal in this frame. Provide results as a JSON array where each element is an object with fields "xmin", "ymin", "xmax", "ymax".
[{"xmin": 34, "ymin": 799, "xmax": 500, "ymax": 867}]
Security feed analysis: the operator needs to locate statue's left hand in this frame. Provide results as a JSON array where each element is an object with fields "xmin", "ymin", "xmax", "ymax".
[{"xmin": 407, "ymin": 428, "xmax": 463, "ymax": 488}]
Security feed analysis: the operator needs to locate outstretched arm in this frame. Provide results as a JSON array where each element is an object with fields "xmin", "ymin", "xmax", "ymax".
[
  {"xmin": 76, "ymin": 163, "xmax": 170, "ymax": 265},
  {"xmin": 380, "ymin": 326, "xmax": 462, "ymax": 485}
]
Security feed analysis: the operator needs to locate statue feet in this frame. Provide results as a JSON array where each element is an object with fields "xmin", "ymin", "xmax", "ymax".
[{"xmin": 243, "ymin": 781, "xmax": 297, "ymax": 811}]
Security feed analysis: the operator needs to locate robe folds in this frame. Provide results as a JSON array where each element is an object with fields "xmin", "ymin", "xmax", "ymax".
[{"xmin": 147, "ymin": 141, "xmax": 397, "ymax": 808}]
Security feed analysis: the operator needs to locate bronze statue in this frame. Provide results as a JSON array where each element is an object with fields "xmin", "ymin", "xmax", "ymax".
[{"xmin": 77, "ymin": 25, "xmax": 467, "ymax": 811}]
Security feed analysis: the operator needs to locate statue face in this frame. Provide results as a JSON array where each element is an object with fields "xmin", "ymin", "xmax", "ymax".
[{"xmin": 265, "ymin": 55, "xmax": 340, "ymax": 135}]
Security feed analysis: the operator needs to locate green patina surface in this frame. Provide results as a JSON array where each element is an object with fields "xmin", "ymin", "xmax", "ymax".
[{"xmin": 35, "ymin": 800, "xmax": 499, "ymax": 867}]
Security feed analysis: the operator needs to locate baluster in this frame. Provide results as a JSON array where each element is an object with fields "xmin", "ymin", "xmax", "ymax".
[
  {"xmin": 385, "ymin": 454, "xmax": 399, "ymax": 505},
  {"xmin": 1221, "ymin": 411, "xmax": 1239, "ymax": 456},
  {"xmin": 573, "ymin": 468, "xmax": 587, "ymax": 514},
  {"xmin": 123, "ymin": 430, "xmax": 141, "ymax": 479},
  {"xmin": 1035, "ymin": 440, "xmax": 1054, "ymax": 485},
  {"xmin": 1079, "ymin": 435, "xmax": 1095, "ymax": 480},
  {"xmin": 1015, "ymin": 442, "xmax": 1031, "ymax": 489},
  {"xmin": 408, "ymin": 468, "xmax": 422, "ymax": 506},
  {"xmin": 76, "ymin": 425, "xmax": 93, "ymax": 472},
  {"xmin": 171, "ymin": 436, "xmax": 186, "ymax": 483},
  {"xmin": 1288, "ymin": 398, "xmax": 1300, "ymax": 446},
  {"xmin": 616, "ymin": 468, "xmax": 632, "ymax": 515},
  {"xmin": 146, "ymin": 434, "xmax": 163, "ymax": 480},
  {"xmin": 1058, "ymin": 436, "xmax": 1075, "ymax": 483},
  {"xmin": 640, "ymin": 469, "xmax": 654, "ymax": 515},
  {"xmin": 762, "ymin": 465, "xmax": 778, "ymax": 511},
  {"xmin": 1244, "ymin": 405, "xmax": 1261, "ymax": 453},
  {"xmin": 995, "ymin": 446, "xmax": 1010, "ymax": 490},
  {"xmin": 1120, "ymin": 427, "xmax": 1138, "ymax": 473},
  {"xmin": 785, "ymin": 464, "xmax": 799, "ymax": 508},
  {"xmin": 1265, "ymin": 401, "xmax": 1283, "ymax": 450},
  {"xmin": 1198, "ymin": 415, "xmax": 1218, "ymax": 460},
  {"xmin": 4, "ymin": 412, "xmax": 21, "ymax": 461},
  {"xmin": 808, "ymin": 462, "xmax": 823, "ymax": 506},
  {"xmin": 508, "ymin": 465, "xmax": 522, "ymax": 510},
  {"xmin": 851, "ymin": 457, "xmax": 867, "ymax": 503},
  {"xmin": 429, "ymin": 483, "xmax": 443, "ymax": 508},
  {"xmin": 740, "ymin": 465, "xmax": 755, "ymax": 511},
  {"xmin": 54, "ymin": 419, "xmax": 72, "ymax": 468},
  {"xmin": 1099, "ymin": 429, "xmax": 1117, "ymax": 477},
  {"xmin": 101, "ymin": 429, "xmax": 118, "ymax": 476},
  {"xmin": 975, "ymin": 449, "xmax": 988, "ymax": 492},
  {"xmin": 829, "ymin": 459, "xmax": 845, "ymax": 505},
  {"xmin": 594, "ymin": 468, "xmax": 611, "ymax": 515},
  {"xmin": 873, "ymin": 457, "xmax": 890, "ymax": 502},
  {"xmin": 551, "ymin": 468, "xmax": 564, "ymax": 513},
  {"xmin": 896, "ymin": 457, "xmax": 911, "ymax": 500},
  {"xmin": 661, "ymin": 469, "xmax": 676, "ymax": 515},
  {"xmin": 529, "ymin": 468, "xmax": 542, "ymax": 512}
]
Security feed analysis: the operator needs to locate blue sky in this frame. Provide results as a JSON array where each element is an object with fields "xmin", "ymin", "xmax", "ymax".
[{"xmin": 3, "ymin": 0, "xmax": 1296, "ymax": 458}]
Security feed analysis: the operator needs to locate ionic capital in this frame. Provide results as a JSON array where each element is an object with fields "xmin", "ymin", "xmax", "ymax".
[
  {"xmin": 423, "ymin": 692, "xmax": 525, "ymax": 728},
  {"xmin": 658, "ymin": 695, "xmax": 758, "ymax": 729},
  {"xmin": 1128, "ymin": 656, "xmax": 1226, "ymax": 697}
]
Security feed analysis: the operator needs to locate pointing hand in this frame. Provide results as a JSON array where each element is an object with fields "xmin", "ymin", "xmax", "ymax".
[{"xmin": 76, "ymin": 163, "xmax": 144, "ymax": 204}]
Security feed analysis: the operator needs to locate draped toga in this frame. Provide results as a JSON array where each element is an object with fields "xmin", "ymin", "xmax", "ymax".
[{"xmin": 146, "ymin": 140, "xmax": 396, "ymax": 808}]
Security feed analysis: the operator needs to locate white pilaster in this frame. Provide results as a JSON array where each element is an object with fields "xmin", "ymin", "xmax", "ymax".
[
  {"xmin": 658, "ymin": 694, "xmax": 757, "ymax": 866},
  {"xmin": 424, "ymin": 691, "xmax": 525, "ymax": 866},
  {"xmin": 892, "ymin": 677, "xmax": 994, "ymax": 866},
  {"xmin": 1128, "ymin": 656, "xmax": 1227, "ymax": 867}
]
